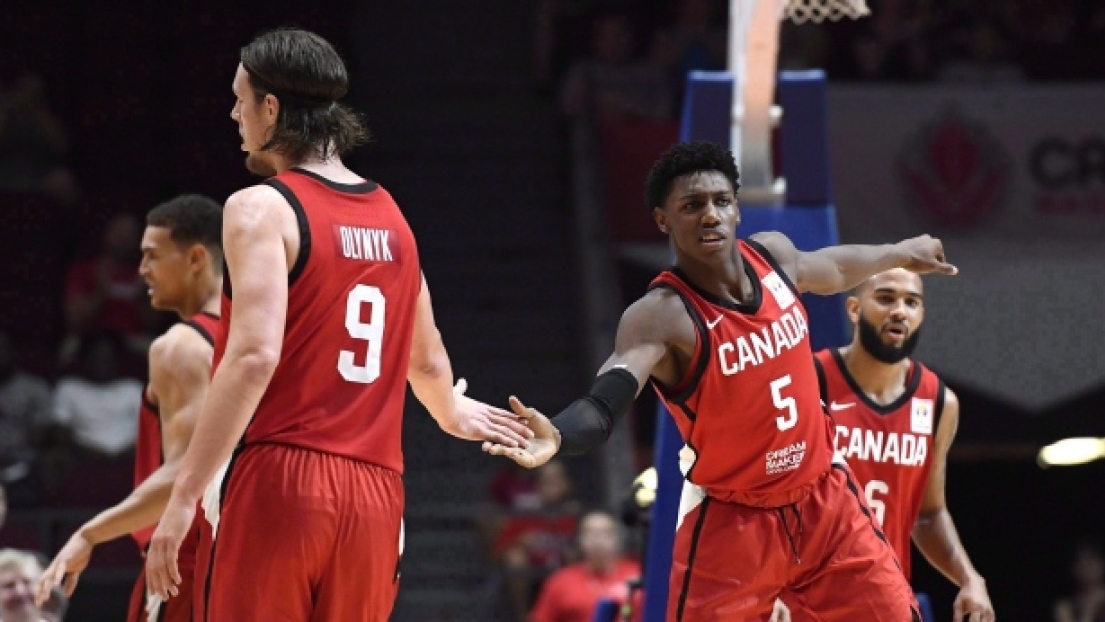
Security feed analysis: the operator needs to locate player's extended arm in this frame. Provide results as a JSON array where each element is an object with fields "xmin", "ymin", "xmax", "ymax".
[
  {"xmin": 751, "ymin": 231, "xmax": 957, "ymax": 296},
  {"xmin": 94, "ymin": 328, "xmax": 211, "ymax": 539},
  {"xmin": 407, "ymin": 274, "xmax": 530, "ymax": 446},
  {"xmin": 146, "ymin": 186, "xmax": 288, "ymax": 600},
  {"xmin": 484, "ymin": 291, "xmax": 680, "ymax": 468},
  {"xmin": 36, "ymin": 327, "xmax": 211, "ymax": 604},
  {"xmin": 912, "ymin": 388, "xmax": 995, "ymax": 621}
]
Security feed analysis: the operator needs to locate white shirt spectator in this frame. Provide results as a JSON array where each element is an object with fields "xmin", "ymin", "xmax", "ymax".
[
  {"xmin": 0, "ymin": 372, "xmax": 52, "ymax": 466},
  {"xmin": 51, "ymin": 377, "xmax": 141, "ymax": 456}
]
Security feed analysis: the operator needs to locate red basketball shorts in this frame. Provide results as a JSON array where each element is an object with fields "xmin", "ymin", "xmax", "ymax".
[
  {"xmin": 668, "ymin": 464, "xmax": 920, "ymax": 621},
  {"xmin": 202, "ymin": 443, "xmax": 404, "ymax": 622},
  {"xmin": 128, "ymin": 507, "xmax": 201, "ymax": 622},
  {"xmin": 191, "ymin": 514, "xmax": 213, "ymax": 622},
  {"xmin": 127, "ymin": 564, "xmax": 194, "ymax": 622}
]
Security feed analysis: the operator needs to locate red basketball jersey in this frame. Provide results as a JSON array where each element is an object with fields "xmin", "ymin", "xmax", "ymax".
[
  {"xmin": 650, "ymin": 240, "xmax": 835, "ymax": 508},
  {"xmin": 131, "ymin": 395, "xmax": 161, "ymax": 551},
  {"xmin": 131, "ymin": 312, "xmax": 220, "ymax": 555},
  {"xmin": 814, "ymin": 348, "xmax": 945, "ymax": 580},
  {"xmin": 216, "ymin": 169, "xmax": 420, "ymax": 472}
]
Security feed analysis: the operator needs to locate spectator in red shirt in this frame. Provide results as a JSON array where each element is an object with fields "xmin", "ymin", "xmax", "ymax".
[
  {"xmin": 497, "ymin": 459, "xmax": 581, "ymax": 620},
  {"xmin": 491, "ymin": 462, "xmax": 541, "ymax": 512},
  {"xmin": 61, "ymin": 213, "xmax": 156, "ymax": 367},
  {"xmin": 531, "ymin": 510, "xmax": 641, "ymax": 622}
]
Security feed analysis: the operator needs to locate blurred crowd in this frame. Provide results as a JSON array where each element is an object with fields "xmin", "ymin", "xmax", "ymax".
[
  {"xmin": 538, "ymin": 0, "xmax": 1105, "ymax": 130},
  {"xmin": 475, "ymin": 460, "xmax": 644, "ymax": 621},
  {"xmin": 2, "ymin": 2, "xmax": 1104, "ymax": 620}
]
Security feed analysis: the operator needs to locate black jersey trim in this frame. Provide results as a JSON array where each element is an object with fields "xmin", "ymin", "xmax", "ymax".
[
  {"xmin": 934, "ymin": 377, "xmax": 947, "ymax": 434},
  {"xmin": 682, "ymin": 437, "xmax": 702, "ymax": 483},
  {"xmin": 202, "ymin": 442, "xmax": 247, "ymax": 622},
  {"xmin": 222, "ymin": 260, "xmax": 233, "ymax": 300},
  {"xmin": 646, "ymin": 283, "xmax": 711, "ymax": 405},
  {"xmin": 263, "ymin": 178, "xmax": 312, "ymax": 286},
  {"xmin": 830, "ymin": 349, "xmax": 922, "ymax": 416},
  {"xmin": 669, "ymin": 258, "xmax": 762, "ymax": 314},
  {"xmin": 813, "ymin": 355, "xmax": 829, "ymax": 416},
  {"xmin": 290, "ymin": 167, "xmax": 378, "ymax": 194},
  {"xmin": 674, "ymin": 497, "xmax": 711, "ymax": 622},
  {"xmin": 744, "ymin": 238, "xmax": 802, "ymax": 300},
  {"xmin": 183, "ymin": 319, "xmax": 216, "ymax": 347}
]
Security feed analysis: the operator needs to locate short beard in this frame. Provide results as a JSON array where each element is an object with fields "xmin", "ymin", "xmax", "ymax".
[
  {"xmin": 245, "ymin": 152, "xmax": 277, "ymax": 177},
  {"xmin": 857, "ymin": 314, "xmax": 920, "ymax": 364}
]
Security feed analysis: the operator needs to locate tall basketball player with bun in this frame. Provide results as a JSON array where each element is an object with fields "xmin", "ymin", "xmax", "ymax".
[
  {"xmin": 37, "ymin": 195, "xmax": 224, "ymax": 622},
  {"xmin": 487, "ymin": 141, "xmax": 958, "ymax": 620},
  {"xmin": 144, "ymin": 28, "xmax": 531, "ymax": 620},
  {"xmin": 813, "ymin": 268, "xmax": 994, "ymax": 621}
]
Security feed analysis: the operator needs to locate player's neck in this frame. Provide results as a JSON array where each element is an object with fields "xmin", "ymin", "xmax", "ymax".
[
  {"xmin": 199, "ymin": 283, "xmax": 222, "ymax": 317},
  {"xmin": 675, "ymin": 247, "xmax": 753, "ymax": 305},
  {"xmin": 282, "ymin": 152, "xmax": 363, "ymax": 184},
  {"xmin": 840, "ymin": 345, "xmax": 910, "ymax": 404},
  {"xmin": 177, "ymin": 278, "xmax": 222, "ymax": 320}
]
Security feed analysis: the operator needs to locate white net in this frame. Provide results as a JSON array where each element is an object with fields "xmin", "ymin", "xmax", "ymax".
[{"xmin": 784, "ymin": 0, "xmax": 870, "ymax": 24}]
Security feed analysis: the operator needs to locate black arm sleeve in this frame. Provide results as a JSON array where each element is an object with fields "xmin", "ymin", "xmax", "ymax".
[{"xmin": 552, "ymin": 367, "xmax": 639, "ymax": 455}]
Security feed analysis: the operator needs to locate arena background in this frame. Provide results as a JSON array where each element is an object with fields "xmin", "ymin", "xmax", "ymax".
[{"xmin": 1, "ymin": 1, "xmax": 1102, "ymax": 619}]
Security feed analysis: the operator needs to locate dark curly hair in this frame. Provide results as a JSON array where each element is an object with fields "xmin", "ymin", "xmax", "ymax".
[
  {"xmin": 241, "ymin": 28, "xmax": 368, "ymax": 163},
  {"xmin": 644, "ymin": 141, "xmax": 741, "ymax": 210},
  {"xmin": 146, "ymin": 194, "xmax": 224, "ymax": 272}
]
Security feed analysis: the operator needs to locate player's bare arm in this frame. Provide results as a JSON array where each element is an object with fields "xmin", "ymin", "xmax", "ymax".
[
  {"xmin": 407, "ymin": 273, "xmax": 531, "ymax": 447},
  {"xmin": 750, "ymin": 231, "xmax": 957, "ymax": 296},
  {"xmin": 484, "ymin": 288, "xmax": 694, "ymax": 468},
  {"xmin": 35, "ymin": 326, "xmax": 212, "ymax": 605},
  {"xmin": 911, "ymin": 388, "xmax": 995, "ymax": 622},
  {"xmin": 146, "ymin": 185, "xmax": 293, "ymax": 601}
]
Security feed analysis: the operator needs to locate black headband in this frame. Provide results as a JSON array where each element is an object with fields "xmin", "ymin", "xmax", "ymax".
[{"xmin": 242, "ymin": 63, "xmax": 334, "ymax": 109}]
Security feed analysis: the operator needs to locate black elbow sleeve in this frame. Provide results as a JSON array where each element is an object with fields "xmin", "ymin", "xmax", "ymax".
[{"xmin": 552, "ymin": 367, "xmax": 638, "ymax": 455}]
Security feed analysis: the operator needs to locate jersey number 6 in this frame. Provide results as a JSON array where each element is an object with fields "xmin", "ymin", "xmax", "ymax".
[
  {"xmin": 864, "ymin": 479, "xmax": 889, "ymax": 526},
  {"xmin": 338, "ymin": 284, "xmax": 386, "ymax": 384}
]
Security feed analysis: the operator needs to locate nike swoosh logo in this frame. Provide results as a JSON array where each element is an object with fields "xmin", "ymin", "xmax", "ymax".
[
  {"xmin": 829, "ymin": 402, "xmax": 856, "ymax": 411},
  {"xmin": 706, "ymin": 315, "xmax": 723, "ymax": 330}
]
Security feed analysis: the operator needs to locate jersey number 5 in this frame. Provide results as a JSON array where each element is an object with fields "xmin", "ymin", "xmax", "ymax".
[
  {"xmin": 338, "ymin": 285, "xmax": 386, "ymax": 383},
  {"xmin": 771, "ymin": 375, "xmax": 798, "ymax": 431}
]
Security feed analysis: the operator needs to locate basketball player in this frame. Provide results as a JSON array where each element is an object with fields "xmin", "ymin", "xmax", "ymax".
[
  {"xmin": 143, "ymin": 28, "xmax": 531, "ymax": 620},
  {"xmin": 813, "ymin": 268, "xmax": 994, "ymax": 621},
  {"xmin": 487, "ymin": 141, "xmax": 959, "ymax": 621},
  {"xmin": 35, "ymin": 195, "xmax": 223, "ymax": 622}
]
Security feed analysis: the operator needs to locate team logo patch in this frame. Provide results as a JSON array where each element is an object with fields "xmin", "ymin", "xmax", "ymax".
[
  {"xmin": 762, "ymin": 271, "xmax": 795, "ymax": 310},
  {"xmin": 911, "ymin": 398, "xmax": 934, "ymax": 435}
]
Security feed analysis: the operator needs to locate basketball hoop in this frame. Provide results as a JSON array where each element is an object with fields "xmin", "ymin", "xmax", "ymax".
[
  {"xmin": 785, "ymin": 0, "xmax": 870, "ymax": 24},
  {"xmin": 728, "ymin": 0, "xmax": 869, "ymax": 204}
]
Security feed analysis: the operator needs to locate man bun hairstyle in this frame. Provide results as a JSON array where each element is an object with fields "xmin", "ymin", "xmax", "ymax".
[{"xmin": 241, "ymin": 27, "xmax": 368, "ymax": 162}]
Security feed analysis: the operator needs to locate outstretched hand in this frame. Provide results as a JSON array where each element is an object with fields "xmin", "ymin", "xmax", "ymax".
[
  {"xmin": 448, "ymin": 378, "xmax": 534, "ymax": 447},
  {"xmin": 953, "ymin": 578, "xmax": 995, "ymax": 622},
  {"xmin": 36, "ymin": 531, "xmax": 94, "ymax": 605},
  {"xmin": 482, "ymin": 396, "xmax": 560, "ymax": 469},
  {"xmin": 897, "ymin": 235, "xmax": 957, "ymax": 276}
]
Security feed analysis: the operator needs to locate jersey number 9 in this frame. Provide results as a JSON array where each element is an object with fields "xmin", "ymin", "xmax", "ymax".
[{"xmin": 338, "ymin": 285, "xmax": 386, "ymax": 383}]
